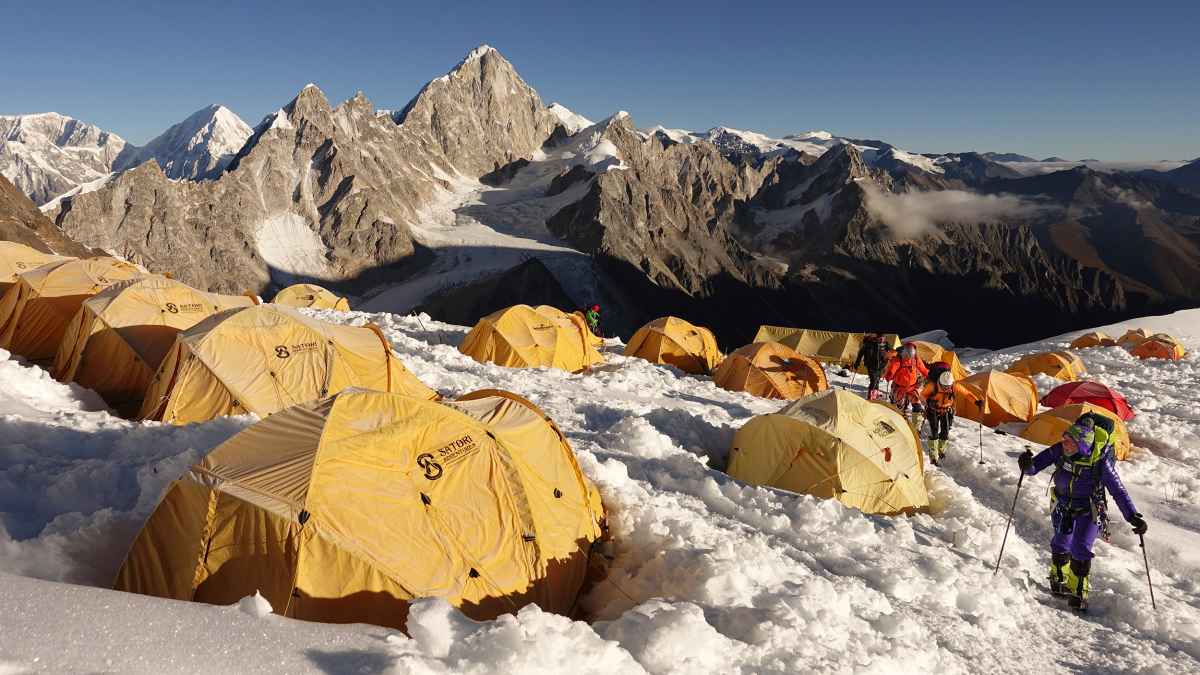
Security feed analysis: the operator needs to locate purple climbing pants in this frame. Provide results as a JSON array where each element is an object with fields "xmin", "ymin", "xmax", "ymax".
[{"xmin": 1050, "ymin": 508, "xmax": 1101, "ymax": 560}]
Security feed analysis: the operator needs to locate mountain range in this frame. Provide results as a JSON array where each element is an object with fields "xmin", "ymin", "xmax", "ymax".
[{"xmin": 4, "ymin": 45, "xmax": 1200, "ymax": 347}]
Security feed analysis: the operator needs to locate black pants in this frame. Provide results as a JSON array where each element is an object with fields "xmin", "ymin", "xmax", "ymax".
[
  {"xmin": 866, "ymin": 367, "xmax": 883, "ymax": 392},
  {"xmin": 926, "ymin": 408, "xmax": 953, "ymax": 440}
]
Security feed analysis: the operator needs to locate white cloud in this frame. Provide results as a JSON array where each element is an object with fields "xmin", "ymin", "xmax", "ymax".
[{"xmin": 861, "ymin": 183, "xmax": 1055, "ymax": 238}]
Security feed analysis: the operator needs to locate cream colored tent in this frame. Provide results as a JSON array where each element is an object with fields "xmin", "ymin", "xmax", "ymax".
[
  {"xmin": 0, "ymin": 242, "xmax": 71, "ymax": 293},
  {"xmin": 53, "ymin": 276, "xmax": 259, "ymax": 412},
  {"xmin": 1006, "ymin": 351, "xmax": 1086, "ymax": 382},
  {"xmin": 728, "ymin": 389, "xmax": 927, "ymax": 514},
  {"xmin": 712, "ymin": 342, "xmax": 827, "ymax": 400},
  {"xmin": 1130, "ymin": 334, "xmax": 1186, "ymax": 360},
  {"xmin": 1069, "ymin": 332, "xmax": 1117, "ymax": 349},
  {"xmin": 753, "ymin": 326, "xmax": 900, "ymax": 367},
  {"xmin": 910, "ymin": 340, "xmax": 970, "ymax": 381},
  {"xmin": 0, "ymin": 256, "xmax": 144, "ymax": 361},
  {"xmin": 1116, "ymin": 328, "xmax": 1148, "ymax": 348},
  {"xmin": 1020, "ymin": 403, "xmax": 1132, "ymax": 461},
  {"xmin": 459, "ymin": 305, "xmax": 603, "ymax": 372},
  {"xmin": 956, "ymin": 370, "xmax": 1039, "ymax": 427},
  {"xmin": 623, "ymin": 316, "xmax": 722, "ymax": 374},
  {"xmin": 272, "ymin": 283, "xmax": 350, "ymax": 311},
  {"xmin": 138, "ymin": 305, "xmax": 435, "ymax": 424},
  {"xmin": 115, "ymin": 387, "xmax": 606, "ymax": 630}
]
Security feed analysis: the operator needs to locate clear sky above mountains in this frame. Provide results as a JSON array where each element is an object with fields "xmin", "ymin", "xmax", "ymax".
[{"xmin": 5, "ymin": 0, "xmax": 1196, "ymax": 160}]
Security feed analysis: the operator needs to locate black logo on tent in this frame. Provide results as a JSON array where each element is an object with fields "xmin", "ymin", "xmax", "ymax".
[
  {"xmin": 417, "ymin": 453, "xmax": 443, "ymax": 480},
  {"xmin": 166, "ymin": 303, "xmax": 179, "ymax": 314},
  {"xmin": 275, "ymin": 345, "xmax": 290, "ymax": 359},
  {"xmin": 14, "ymin": 262, "xmax": 26, "ymax": 270}
]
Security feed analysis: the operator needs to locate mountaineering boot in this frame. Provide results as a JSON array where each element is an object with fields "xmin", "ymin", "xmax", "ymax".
[
  {"xmin": 1048, "ymin": 552, "xmax": 1071, "ymax": 595},
  {"xmin": 1067, "ymin": 558, "xmax": 1091, "ymax": 611},
  {"xmin": 937, "ymin": 439, "xmax": 947, "ymax": 463}
]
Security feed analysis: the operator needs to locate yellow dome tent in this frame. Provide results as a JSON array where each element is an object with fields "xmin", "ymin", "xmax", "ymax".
[
  {"xmin": 1116, "ymin": 328, "xmax": 1148, "ymax": 348},
  {"xmin": 752, "ymin": 326, "xmax": 900, "ymax": 367},
  {"xmin": 956, "ymin": 370, "xmax": 1039, "ymax": 427},
  {"xmin": 53, "ymin": 276, "xmax": 259, "ymax": 412},
  {"xmin": 728, "ymin": 389, "xmax": 927, "ymax": 515},
  {"xmin": 1069, "ymin": 332, "xmax": 1117, "ymax": 349},
  {"xmin": 712, "ymin": 342, "xmax": 827, "ymax": 400},
  {"xmin": 1130, "ymin": 334, "xmax": 1186, "ymax": 360},
  {"xmin": 0, "ymin": 256, "xmax": 144, "ymax": 362},
  {"xmin": 1019, "ymin": 403, "xmax": 1133, "ymax": 461},
  {"xmin": 459, "ymin": 305, "xmax": 603, "ymax": 372},
  {"xmin": 623, "ymin": 316, "xmax": 722, "ymax": 374},
  {"xmin": 138, "ymin": 304, "xmax": 435, "ymax": 424},
  {"xmin": 115, "ymin": 387, "xmax": 606, "ymax": 631},
  {"xmin": 0, "ymin": 242, "xmax": 71, "ymax": 293},
  {"xmin": 1006, "ymin": 351, "xmax": 1085, "ymax": 382},
  {"xmin": 910, "ymin": 340, "xmax": 970, "ymax": 381},
  {"xmin": 539, "ymin": 306, "xmax": 603, "ymax": 351},
  {"xmin": 272, "ymin": 283, "xmax": 350, "ymax": 311}
]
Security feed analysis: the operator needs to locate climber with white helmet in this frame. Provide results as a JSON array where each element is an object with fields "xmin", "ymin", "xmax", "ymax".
[{"xmin": 920, "ymin": 366, "xmax": 956, "ymax": 465}]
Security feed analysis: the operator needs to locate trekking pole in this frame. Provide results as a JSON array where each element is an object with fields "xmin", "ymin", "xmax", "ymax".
[
  {"xmin": 1139, "ymin": 533, "xmax": 1157, "ymax": 611},
  {"xmin": 974, "ymin": 399, "xmax": 985, "ymax": 465},
  {"xmin": 993, "ymin": 455, "xmax": 1028, "ymax": 574}
]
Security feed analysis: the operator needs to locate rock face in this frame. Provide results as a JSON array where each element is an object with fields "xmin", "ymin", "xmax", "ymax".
[
  {"xmin": 51, "ymin": 46, "xmax": 559, "ymax": 295},
  {"xmin": 0, "ymin": 175, "xmax": 90, "ymax": 256},
  {"xmin": 0, "ymin": 113, "xmax": 128, "ymax": 205},
  {"xmin": 115, "ymin": 105, "xmax": 251, "ymax": 180}
]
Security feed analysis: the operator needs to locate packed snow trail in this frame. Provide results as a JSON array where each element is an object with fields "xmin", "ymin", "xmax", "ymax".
[{"xmin": 0, "ymin": 311, "xmax": 1198, "ymax": 672}]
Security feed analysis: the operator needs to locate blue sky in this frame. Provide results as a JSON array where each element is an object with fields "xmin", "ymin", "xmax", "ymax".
[{"xmin": 4, "ymin": 0, "xmax": 1197, "ymax": 160}]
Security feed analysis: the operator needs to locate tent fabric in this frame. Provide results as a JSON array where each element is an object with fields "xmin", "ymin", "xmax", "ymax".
[
  {"xmin": 623, "ymin": 316, "xmax": 722, "ymax": 374},
  {"xmin": 1129, "ymin": 334, "xmax": 1186, "ymax": 360},
  {"xmin": 1069, "ymin": 332, "xmax": 1117, "ymax": 349},
  {"xmin": 272, "ymin": 283, "xmax": 350, "ymax": 311},
  {"xmin": 1005, "ymin": 351, "xmax": 1086, "ymax": 382},
  {"xmin": 713, "ymin": 342, "xmax": 827, "ymax": 400},
  {"xmin": 115, "ymin": 388, "xmax": 606, "ymax": 631},
  {"xmin": 566, "ymin": 310, "xmax": 605, "ymax": 350},
  {"xmin": 955, "ymin": 370, "xmax": 1039, "ymax": 427},
  {"xmin": 0, "ymin": 256, "xmax": 145, "ymax": 362},
  {"xmin": 728, "ymin": 389, "xmax": 928, "ymax": 514},
  {"xmin": 1040, "ymin": 381, "xmax": 1135, "ymax": 421},
  {"xmin": 1116, "ymin": 328, "xmax": 1148, "ymax": 348},
  {"xmin": 138, "ymin": 304, "xmax": 435, "ymax": 424},
  {"xmin": 0, "ymin": 242, "xmax": 71, "ymax": 293},
  {"xmin": 910, "ymin": 340, "xmax": 970, "ymax": 381},
  {"xmin": 1020, "ymin": 403, "xmax": 1133, "ymax": 461},
  {"xmin": 752, "ymin": 326, "xmax": 900, "ymax": 366},
  {"xmin": 459, "ymin": 305, "xmax": 603, "ymax": 372},
  {"xmin": 53, "ymin": 276, "xmax": 258, "ymax": 411}
]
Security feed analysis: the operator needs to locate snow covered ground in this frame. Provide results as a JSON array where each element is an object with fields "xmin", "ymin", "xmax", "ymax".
[{"xmin": 0, "ymin": 308, "xmax": 1198, "ymax": 673}]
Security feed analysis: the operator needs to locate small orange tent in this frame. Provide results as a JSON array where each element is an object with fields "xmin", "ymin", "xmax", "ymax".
[
  {"xmin": 623, "ymin": 316, "xmax": 722, "ymax": 374},
  {"xmin": 956, "ymin": 370, "xmax": 1038, "ymax": 427},
  {"xmin": 1130, "ymin": 334, "xmax": 1186, "ymax": 360},
  {"xmin": 1069, "ymin": 332, "xmax": 1117, "ymax": 349},
  {"xmin": 1006, "ymin": 351, "xmax": 1085, "ymax": 382},
  {"xmin": 1116, "ymin": 329, "xmax": 1148, "ymax": 348},
  {"xmin": 272, "ymin": 283, "xmax": 350, "ymax": 311},
  {"xmin": 712, "ymin": 342, "xmax": 827, "ymax": 400}
]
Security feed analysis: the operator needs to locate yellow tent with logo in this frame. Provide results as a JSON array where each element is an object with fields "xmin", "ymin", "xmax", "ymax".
[
  {"xmin": 623, "ymin": 316, "xmax": 722, "ymax": 374},
  {"xmin": 1130, "ymin": 334, "xmax": 1186, "ymax": 361},
  {"xmin": 1019, "ymin": 403, "xmax": 1132, "ymax": 461},
  {"xmin": 0, "ymin": 242, "xmax": 71, "ymax": 294},
  {"xmin": 712, "ymin": 342, "xmax": 827, "ymax": 400},
  {"xmin": 956, "ymin": 370, "xmax": 1038, "ymax": 427},
  {"xmin": 910, "ymin": 340, "xmax": 970, "ymax": 380},
  {"xmin": 53, "ymin": 276, "xmax": 259, "ymax": 412},
  {"xmin": 138, "ymin": 304, "xmax": 435, "ymax": 424},
  {"xmin": 459, "ymin": 305, "xmax": 603, "ymax": 372},
  {"xmin": 753, "ymin": 326, "xmax": 900, "ymax": 367},
  {"xmin": 1116, "ymin": 329, "xmax": 1148, "ymax": 348},
  {"xmin": 0, "ymin": 256, "xmax": 144, "ymax": 362},
  {"xmin": 114, "ymin": 387, "xmax": 606, "ymax": 630},
  {"xmin": 272, "ymin": 283, "xmax": 350, "ymax": 311},
  {"xmin": 1069, "ymin": 332, "xmax": 1117, "ymax": 349},
  {"xmin": 728, "ymin": 389, "xmax": 927, "ymax": 515},
  {"xmin": 1006, "ymin": 351, "xmax": 1085, "ymax": 382},
  {"xmin": 538, "ymin": 306, "xmax": 602, "ymax": 351}
]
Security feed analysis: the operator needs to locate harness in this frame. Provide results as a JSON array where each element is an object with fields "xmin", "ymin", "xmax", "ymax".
[{"xmin": 1050, "ymin": 435, "xmax": 1113, "ymax": 542}]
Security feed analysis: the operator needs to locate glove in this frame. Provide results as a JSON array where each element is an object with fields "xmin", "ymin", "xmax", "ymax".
[
  {"xmin": 1017, "ymin": 449, "xmax": 1033, "ymax": 474},
  {"xmin": 1129, "ymin": 513, "xmax": 1148, "ymax": 535}
]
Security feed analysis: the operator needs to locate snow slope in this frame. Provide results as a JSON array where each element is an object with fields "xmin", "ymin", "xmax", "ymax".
[{"xmin": 0, "ymin": 309, "xmax": 1198, "ymax": 672}]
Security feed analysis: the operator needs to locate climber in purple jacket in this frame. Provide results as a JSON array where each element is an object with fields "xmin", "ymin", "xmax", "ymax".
[{"xmin": 1017, "ymin": 415, "xmax": 1147, "ymax": 611}]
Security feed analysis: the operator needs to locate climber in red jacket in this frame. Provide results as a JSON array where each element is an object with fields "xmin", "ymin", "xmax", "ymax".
[{"xmin": 884, "ymin": 342, "xmax": 928, "ymax": 415}]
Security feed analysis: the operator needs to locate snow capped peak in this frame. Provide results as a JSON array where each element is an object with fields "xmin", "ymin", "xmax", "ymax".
[
  {"xmin": 789, "ymin": 130, "xmax": 834, "ymax": 142},
  {"xmin": 0, "ymin": 112, "xmax": 129, "ymax": 204},
  {"xmin": 302, "ymin": 82, "xmax": 319, "ymax": 90},
  {"xmin": 113, "ymin": 104, "xmax": 252, "ymax": 180},
  {"xmin": 465, "ymin": 44, "xmax": 496, "ymax": 61},
  {"xmin": 547, "ymin": 103, "xmax": 593, "ymax": 135}
]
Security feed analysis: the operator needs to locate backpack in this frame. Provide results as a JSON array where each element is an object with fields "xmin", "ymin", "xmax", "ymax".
[{"xmin": 926, "ymin": 361, "xmax": 951, "ymax": 385}]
